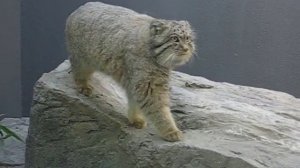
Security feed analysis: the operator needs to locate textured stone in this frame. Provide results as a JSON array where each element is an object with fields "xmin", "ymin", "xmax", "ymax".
[
  {"xmin": 0, "ymin": 118, "xmax": 29, "ymax": 168},
  {"xmin": 25, "ymin": 60, "xmax": 300, "ymax": 168}
]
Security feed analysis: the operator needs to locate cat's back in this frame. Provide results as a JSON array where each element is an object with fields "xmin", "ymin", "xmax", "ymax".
[
  {"xmin": 66, "ymin": 2, "xmax": 152, "ymax": 32},
  {"xmin": 66, "ymin": 2, "xmax": 155, "ymax": 75},
  {"xmin": 71, "ymin": 2, "xmax": 137, "ymax": 20}
]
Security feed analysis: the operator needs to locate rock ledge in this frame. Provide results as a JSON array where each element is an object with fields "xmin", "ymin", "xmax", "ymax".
[{"xmin": 25, "ymin": 60, "xmax": 300, "ymax": 168}]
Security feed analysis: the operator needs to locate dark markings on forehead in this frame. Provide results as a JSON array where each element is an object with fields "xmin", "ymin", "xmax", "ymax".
[{"xmin": 171, "ymin": 24, "xmax": 191, "ymax": 39}]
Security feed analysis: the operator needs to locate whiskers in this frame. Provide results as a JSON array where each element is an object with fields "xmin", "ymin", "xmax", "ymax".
[
  {"xmin": 194, "ymin": 46, "xmax": 200, "ymax": 58},
  {"xmin": 156, "ymin": 47, "xmax": 197, "ymax": 68},
  {"xmin": 162, "ymin": 53, "xmax": 176, "ymax": 67},
  {"xmin": 183, "ymin": 49, "xmax": 197, "ymax": 67}
]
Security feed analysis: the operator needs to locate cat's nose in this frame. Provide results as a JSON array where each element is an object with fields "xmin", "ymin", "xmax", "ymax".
[{"xmin": 182, "ymin": 45, "xmax": 189, "ymax": 52}]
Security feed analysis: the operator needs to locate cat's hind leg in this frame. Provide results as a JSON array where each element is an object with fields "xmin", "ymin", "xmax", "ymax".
[
  {"xmin": 72, "ymin": 64, "xmax": 94, "ymax": 96},
  {"xmin": 128, "ymin": 99, "xmax": 147, "ymax": 129}
]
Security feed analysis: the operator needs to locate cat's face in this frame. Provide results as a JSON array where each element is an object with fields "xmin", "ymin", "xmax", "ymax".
[{"xmin": 150, "ymin": 20, "xmax": 195, "ymax": 68}]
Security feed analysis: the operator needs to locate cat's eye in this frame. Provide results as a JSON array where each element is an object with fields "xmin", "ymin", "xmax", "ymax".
[
  {"xmin": 186, "ymin": 36, "xmax": 191, "ymax": 41},
  {"xmin": 172, "ymin": 36, "xmax": 180, "ymax": 42}
]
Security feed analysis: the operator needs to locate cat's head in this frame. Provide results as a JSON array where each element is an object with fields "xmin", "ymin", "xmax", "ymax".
[{"xmin": 149, "ymin": 19, "xmax": 195, "ymax": 68}]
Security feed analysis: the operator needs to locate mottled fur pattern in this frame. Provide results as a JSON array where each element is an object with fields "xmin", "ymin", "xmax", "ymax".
[{"xmin": 65, "ymin": 2, "xmax": 195, "ymax": 141}]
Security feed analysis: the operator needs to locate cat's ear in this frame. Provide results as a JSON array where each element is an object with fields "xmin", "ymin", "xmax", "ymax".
[
  {"xmin": 179, "ymin": 20, "xmax": 191, "ymax": 28},
  {"xmin": 150, "ymin": 20, "xmax": 166, "ymax": 36}
]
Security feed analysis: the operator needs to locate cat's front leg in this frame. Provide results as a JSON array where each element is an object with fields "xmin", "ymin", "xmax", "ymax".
[
  {"xmin": 152, "ymin": 105, "xmax": 183, "ymax": 142},
  {"xmin": 132, "ymin": 81, "xmax": 183, "ymax": 142}
]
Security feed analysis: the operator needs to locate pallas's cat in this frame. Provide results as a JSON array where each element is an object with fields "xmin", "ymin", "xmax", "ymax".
[{"xmin": 65, "ymin": 2, "xmax": 195, "ymax": 141}]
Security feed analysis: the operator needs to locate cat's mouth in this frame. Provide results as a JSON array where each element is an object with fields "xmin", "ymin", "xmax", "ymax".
[
  {"xmin": 176, "ymin": 46, "xmax": 193, "ymax": 56},
  {"xmin": 172, "ymin": 53, "xmax": 192, "ymax": 66},
  {"xmin": 156, "ymin": 49, "xmax": 193, "ymax": 68}
]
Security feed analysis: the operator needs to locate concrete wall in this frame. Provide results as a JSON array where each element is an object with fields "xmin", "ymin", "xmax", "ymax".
[
  {"xmin": 0, "ymin": 0, "xmax": 22, "ymax": 117},
  {"xmin": 21, "ymin": 0, "xmax": 300, "ymax": 116}
]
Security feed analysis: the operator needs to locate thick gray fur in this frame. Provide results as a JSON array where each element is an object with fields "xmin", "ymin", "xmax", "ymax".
[{"xmin": 65, "ymin": 2, "xmax": 195, "ymax": 142}]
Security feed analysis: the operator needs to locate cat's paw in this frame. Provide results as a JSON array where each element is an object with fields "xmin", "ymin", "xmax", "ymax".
[
  {"xmin": 78, "ymin": 85, "xmax": 93, "ymax": 96},
  {"xmin": 162, "ymin": 130, "xmax": 183, "ymax": 142},
  {"xmin": 130, "ymin": 118, "xmax": 147, "ymax": 129}
]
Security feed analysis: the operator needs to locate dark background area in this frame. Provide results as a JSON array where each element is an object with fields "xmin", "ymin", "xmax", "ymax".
[
  {"xmin": 0, "ymin": 0, "xmax": 22, "ymax": 117},
  {"xmin": 1, "ymin": 0, "xmax": 300, "ymax": 117}
]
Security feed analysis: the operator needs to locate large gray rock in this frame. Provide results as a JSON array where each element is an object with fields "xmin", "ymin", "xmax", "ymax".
[{"xmin": 25, "ymin": 60, "xmax": 300, "ymax": 168}]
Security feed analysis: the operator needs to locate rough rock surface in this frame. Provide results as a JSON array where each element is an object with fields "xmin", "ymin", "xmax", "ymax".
[
  {"xmin": 25, "ymin": 60, "xmax": 300, "ymax": 168},
  {"xmin": 0, "ymin": 118, "xmax": 29, "ymax": 168}
]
